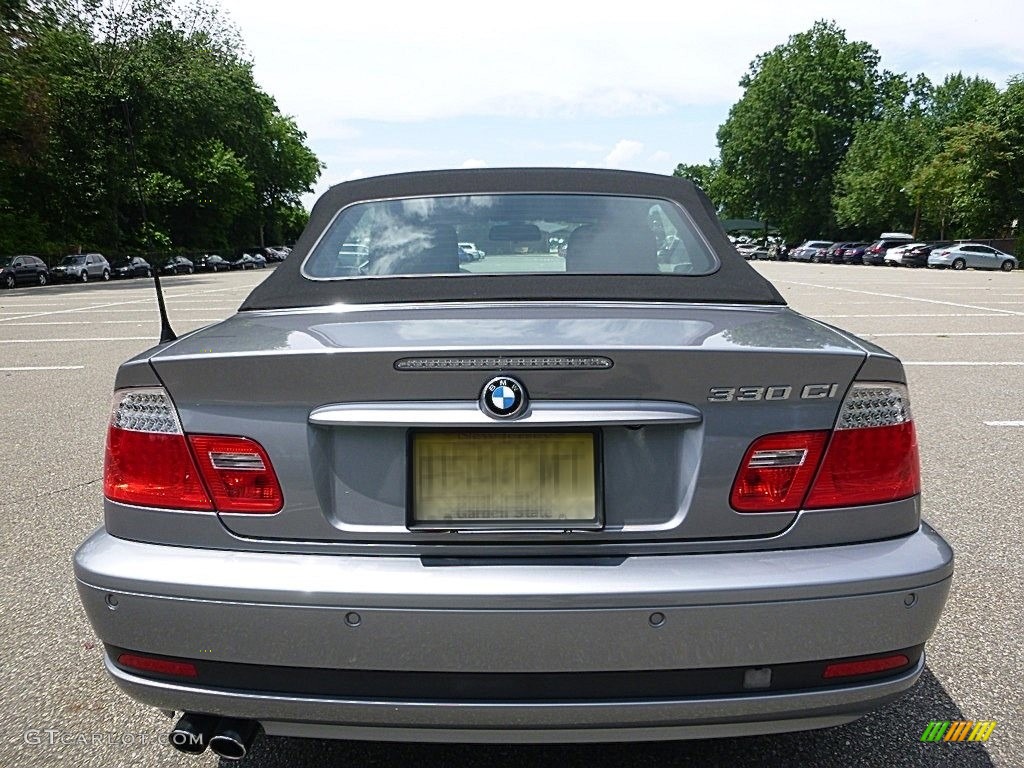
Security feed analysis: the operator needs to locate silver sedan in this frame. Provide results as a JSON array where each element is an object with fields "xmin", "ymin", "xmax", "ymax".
[{"xmin": 929, "ymin": 242, "xmax": 1018, "ymax": 271}]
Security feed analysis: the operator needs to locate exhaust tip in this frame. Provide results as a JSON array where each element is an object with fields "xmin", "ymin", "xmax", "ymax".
[
  {"xmin": 167, "ymin": 712, "xmax": 219, "ymax": 754},
  {"xmin": 208, "ymin": 719, "xmax": 260, "ymax": 761}
]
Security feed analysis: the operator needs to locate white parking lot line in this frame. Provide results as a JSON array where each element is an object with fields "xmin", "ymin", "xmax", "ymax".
[
  {"xmin": 0, "ymin": 336, "xmax": 155, "ymax": 343},
  {"xmin": 2, "ymin": 320, "xmax": 152, "ymax": 325},
  {"xmin": 984, "ymin": 421, "xmax": 1024, "ymax": 426},
  {"xmin": 0, "ymin": 365, "xmax": 85, "ymax": 371},
  {"xmin": 903, "ymin": 361, "xmax": 1024, "ymax": 366},
  {"xmin": 0, "ymin": 284, "xmax": 258, "ymax": 323},
  {"xmin": 857, "ymin": 332, "xmax": 1024, "ymax": 337},
  {"xmin": 777, "ymin": 280, "xmax": 1024, "ymax": 316},
  {"xmin": 817, "ymin": 313, "xmax": 1005, "ymax": 318}
]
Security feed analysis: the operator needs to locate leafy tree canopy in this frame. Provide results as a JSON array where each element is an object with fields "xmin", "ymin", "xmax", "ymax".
[
  {"xmin": 0, "ymin": 0, "xmax": 321, "ymax": 256},
  {"xmin": 684, "ymin": 20, "xmax": 1022, "ymax": 243}
]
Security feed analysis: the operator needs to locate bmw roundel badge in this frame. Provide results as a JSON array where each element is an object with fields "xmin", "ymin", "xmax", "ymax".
[{"xmin": 480, "ymin": 376, "xmax": 527, "ymax": 419}]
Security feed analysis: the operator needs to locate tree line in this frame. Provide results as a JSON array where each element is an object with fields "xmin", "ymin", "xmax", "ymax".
[
  {"xmin": 0, "ymin": 0, "xmax": 322, "ymax": 258},
  {"xmin": 676, "ymin": 20, "xmax": 1024, "ymax": 250}
]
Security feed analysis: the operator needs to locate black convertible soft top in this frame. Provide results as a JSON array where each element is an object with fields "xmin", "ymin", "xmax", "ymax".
[{"xmin": 241, "ymin": 168, "xmax": 785, "ymax": 310}]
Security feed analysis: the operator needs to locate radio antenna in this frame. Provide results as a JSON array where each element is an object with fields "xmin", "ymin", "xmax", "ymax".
[{"xmin": 121, "ymin": 99, "xmax": 176, "ymax": 343}]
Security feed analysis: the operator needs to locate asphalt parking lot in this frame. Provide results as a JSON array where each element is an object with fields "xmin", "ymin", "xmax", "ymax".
[{"xmin": 1, "ymin": 263, "xmax": 1021, "ymax": 767}]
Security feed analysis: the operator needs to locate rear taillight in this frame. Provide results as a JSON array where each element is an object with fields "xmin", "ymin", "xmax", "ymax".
[
  {"xmin": 104, "ymin": 389, "xmax": 213, "ymax": 510},
  {"xmin": 188, "ymin": 434, "xmax": 283, "ymax": 513},
  {"xmin": 732, "ymin": 382, "xmax": 920, "ymax": 512},
  {"xmin": 805, "ymin": 382, "xmax": 919, "ymax": 508},
  {"xmin": 730, "ymin": 431, "xmax": 829, "ymax": 512},
  {"xmin": 104, "ymin": 387, "xmax": 282, "ymax": 514}
]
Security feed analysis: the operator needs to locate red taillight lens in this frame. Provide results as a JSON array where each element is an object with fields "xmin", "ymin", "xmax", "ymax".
[
  {"xmin": 823, "ymin": 653, "xmax": 910, "ymax": 679},
  {"xmin": 731, "ymin": 382, "xmax": 920, "ymax": 512},
  {"xmin": 104, "ymin": 388, "xmax": 282, "ymax": 514},
  {"xmin": 105, "ymin": 426, "xmax": 214, "ymax": 510},
  {"xmin": 117, "ymin": 652, "xmax": 198, "ymax": 678},
  {"xmin": 104, "ymin": 389, "xmax": 213, "ymax": 510},
  {"xmin": 805, "ymin": 421, "xmax": 920, "ymax": 508},
  {"xmin": 189, "ymin": 434, "xmax": 283, "ymax": 513},
  {"xmin": 730, "ymin": 431, "xmax": 829, "ymax": 512}
]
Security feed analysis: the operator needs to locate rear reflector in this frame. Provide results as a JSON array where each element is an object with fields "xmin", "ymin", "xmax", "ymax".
[
  {"xmin": 117, "ymin": 652, "xmax": 198, "ymax": 678},
  {"xmin": 104, "ymin": 388, "xmax": 282, "ymax": 514},
  {"xmin": 189, "ymin": 434, "xmax": 283, "ymax": 513},
  {"xmin": 823, "ymin": 653, "xmax": 910, "ymax": 679},
  {"xmin": 732, "ymin": 382, "xmax": 920, "ymax": 512}
]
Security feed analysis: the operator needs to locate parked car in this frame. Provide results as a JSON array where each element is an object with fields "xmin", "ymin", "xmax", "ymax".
[
  {"xmin": 160, "ymin": 256, "xmax": 194, "ymax": 275},
  {"xmin": 112, "ymin": 257, "xmax": 152, "ymax": 279},
  {"xmin": 458, "ymin": 241, "xmax": 485, "ymax": 261},
  {"xmin": 840, "ymin": 243, "xmax": 870, "ymax": 265},
  {"xmin": 263, "ymin": 247, "xmax": 290, "ymax": 262},
  {"xmin": 0, "ymin": 254, "xmax": 50, "ymax": 288},
  {"xmin": 883, "ymin": 243, "xmax": 926, "ymax": 267},
  {"xmin": 789, "ymin": 240, "xmax": 834, "ymax": 262},
  {"xmin": 928, "ymin": 243, "xmax": 1018, "ymax": 271},
  {"xmin": 194, "ymin": 254, "xmax": 231, "ymax": 273},
  {"xmin": 862, "ymin": 236, "xmax": 915, "ymax": 266},
  {"xmin": 250, "ymin": 254, "xmax": 268, "ymax": 269},
  {"xmin": 75, "ymin": 169, "xmax": 951, "ymax": 757},
  {"xmin": 51, "ymin": 253, "xmax": 110, "ymax": 282},
  {"xmin": 823, "ymin": 242, "xmax": 853, "ymax": 264},
  {"xmin": 900, "ymin": 242, "xmax": 952, "ymax": 269},
  {"xmin": 226, "ymin": 253, "xmax": 258, "ymax": 270}
]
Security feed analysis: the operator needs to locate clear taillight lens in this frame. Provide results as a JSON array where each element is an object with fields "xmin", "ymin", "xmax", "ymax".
[
  {"xmin": 104, "ymin": 387, "xmax": 282, "ymax": 513},
  {"xmin": 732, "ymin": 382, "xmax": 921, "ymax": 512}
]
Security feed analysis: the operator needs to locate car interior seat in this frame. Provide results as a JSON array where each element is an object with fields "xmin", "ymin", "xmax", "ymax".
[
  {"xmin": 565, "ymin": 223, "xmax": 660, "ymax": 273},
  {"xmin": 367, "ymin": 225, "xmax": 460, "ymax": 275}
]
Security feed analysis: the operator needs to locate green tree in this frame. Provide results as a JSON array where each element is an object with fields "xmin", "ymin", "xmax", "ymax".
[
  {"xmin": 0, "ymin": 0, "xmax": 320, "ymax": 256},
  {"xmin": 672, "ymin": 161, "xmax": 717, "ymax": 193},
  {"xmin": 715, "ymin": 20, "xmax": 890, "ymax": 240},
  {"xmin": 833, "ymin": 75, "xmax": 933, "ymax": 237}
]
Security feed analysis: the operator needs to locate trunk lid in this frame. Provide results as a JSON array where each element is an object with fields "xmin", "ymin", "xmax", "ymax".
[{"xmin": 149, "ymin": 302, "xmax": 868, "ymax": 546}]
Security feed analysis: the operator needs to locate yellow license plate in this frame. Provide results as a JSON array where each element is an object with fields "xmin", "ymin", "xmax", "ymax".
[{"xmin": 410, "ymin": 432, "xmax": 599, "ymax": 527}]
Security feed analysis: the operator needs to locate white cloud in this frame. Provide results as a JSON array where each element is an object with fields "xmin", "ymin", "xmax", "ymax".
[
  {"xmin": 460, "ymin": 158, "xmax": 488, "ymax": 168},
  {"xmin": 604, "ymin": 140, "xmax": 645, "ymax": 167},
  {"xmin": 219, "ymin": 0, "xmax": 1024, "ymax": 203},
  {"xmin": 648, "ymin": 150, "xmax": 673, "ymax": 167},
  {"xmin": 224, "ymin": 0, "xmax": 1024, "ymax": 126}
]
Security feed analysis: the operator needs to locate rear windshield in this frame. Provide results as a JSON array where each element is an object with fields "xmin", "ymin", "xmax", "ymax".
[{"xmin": 302, "ymin": 194, "xmax": 718, "ymax": 280}]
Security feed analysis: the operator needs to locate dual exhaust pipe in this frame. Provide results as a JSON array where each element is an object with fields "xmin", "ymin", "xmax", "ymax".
[{"xmin": 169, "ymin": 713, "xmax": 259, "ymax": 761}]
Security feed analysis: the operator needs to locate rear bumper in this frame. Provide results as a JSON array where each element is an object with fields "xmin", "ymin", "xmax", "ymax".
[{"xmin": 75, "ymin": 524, "xmax": 952, "ymax": 741}]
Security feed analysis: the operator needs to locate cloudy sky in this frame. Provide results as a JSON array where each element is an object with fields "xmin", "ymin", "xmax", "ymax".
[{"xmin": 218, "ymin": 0, "xmax": 1024, "ymax": 204}]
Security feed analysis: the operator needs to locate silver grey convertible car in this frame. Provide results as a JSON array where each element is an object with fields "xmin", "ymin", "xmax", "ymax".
[{"xmin": 74, "ymin": 168, "xmax": 952, "ymax": 759}]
